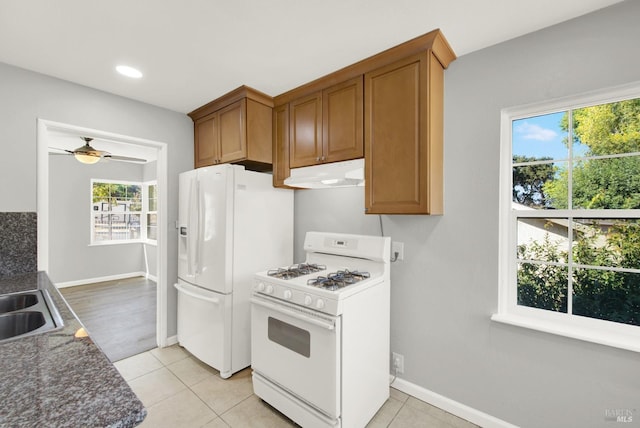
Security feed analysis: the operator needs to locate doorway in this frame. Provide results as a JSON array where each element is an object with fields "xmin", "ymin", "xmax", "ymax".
[{"xmin": 36, "ymin": 119, "xmax": 169, "ymax": 348}]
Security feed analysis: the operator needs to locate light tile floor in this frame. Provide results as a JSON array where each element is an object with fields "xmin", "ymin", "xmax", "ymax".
[{"xmin": 114, "ymin": 345, "xmax": 479, "ymax": 428}]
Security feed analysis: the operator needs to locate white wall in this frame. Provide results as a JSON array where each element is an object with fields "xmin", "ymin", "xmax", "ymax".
[
  {"xmin": 0, "ymin": 62, "xmax": 193, "ymax": 336},
  {"xmin": 294, "ymin": 2, "xmax": 640, "ymax": 427}
]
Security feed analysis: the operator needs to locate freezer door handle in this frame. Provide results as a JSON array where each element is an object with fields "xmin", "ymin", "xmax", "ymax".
[
  {"xmin": 186, "ymin": 176, "xmax": 202, "ymax": 277},
  {"xmin": 174, "ymin": 282, "xmax": 221, "ymax": 305}
]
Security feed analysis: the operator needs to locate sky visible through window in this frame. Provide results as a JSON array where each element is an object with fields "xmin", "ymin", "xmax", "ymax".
[{"xmin": 512, "ymin": 111, "xmax": 588, "ymax": 160}]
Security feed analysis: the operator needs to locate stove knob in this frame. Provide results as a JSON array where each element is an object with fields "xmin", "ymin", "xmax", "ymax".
[
  {"xmin": 304, "ymin": 295, "xmax": 313, "ymax": 306},
  {"xmin": 315, "ymin": 299, "xmax": 325, "ymax": 309},
  {"xmin": 265, "ymin": 285, "xmax": 274, "ymax": 294},
  {"xmin": 283, "ymin": 290, "xmax": 292, "ymax": 300},
  {"xmin": 256, "ymin": 282, "xmax": 265, "ymax": 292}
]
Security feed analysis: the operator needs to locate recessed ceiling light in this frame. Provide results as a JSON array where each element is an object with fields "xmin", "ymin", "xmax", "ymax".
[{"xmin": 116, "ymin": 65, "xmax": 143, "ymax": 79}]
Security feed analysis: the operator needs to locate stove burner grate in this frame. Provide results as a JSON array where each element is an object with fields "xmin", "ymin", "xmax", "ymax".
[
  {"xmin": 267, "ymin": 263, "xmax": 326, "ymax": 280},
  {"xmin": 307, "ymin": 269, "xmax": 371, "ymax": 291}
]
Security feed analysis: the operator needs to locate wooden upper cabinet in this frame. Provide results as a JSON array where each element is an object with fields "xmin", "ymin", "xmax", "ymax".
[
  {"xmin": 364, "ymin": 52, "xmax": 445, "ymax": 215},
  {"xmin": 288, "ymin": 77, "xmax": 364, "ymax": 169},
  {"xmin": 217, "ymin": 100, "xmax": 246, "ymax": 164},
  {"xmin": 189, "ymin": 86, "xmax": 273, "ymax": 171},
  {"xmin": 323, "ymin": 77, "xmax": 363, "ymax": 163},
  {"xmin": 289, "ymin": 92, "xmax": 322, "ymax": 168},
  {"xmin": 272, "ymin": 29, "xmax": 455, "ymax": 201},
  {"xmin": 194, "ymin": 112, "xmax": 219, "ymax": 168}
]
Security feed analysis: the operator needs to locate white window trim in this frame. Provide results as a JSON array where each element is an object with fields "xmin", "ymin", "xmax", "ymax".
[
  {"xmin": 143, "ymin": 180, "xmax": 158, "ymax": 246},
  {"xmin": 493, "ymin": 81, "xmax": 640, "ymax": 353}
]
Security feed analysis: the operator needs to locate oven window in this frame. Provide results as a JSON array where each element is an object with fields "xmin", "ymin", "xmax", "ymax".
[{"xmin": 268, "ymin": 317, "xmax": 310, "ymax": 358}]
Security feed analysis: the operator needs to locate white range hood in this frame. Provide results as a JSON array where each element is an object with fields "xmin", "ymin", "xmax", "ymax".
[{"xmin": 283, "ymin": 158, "xmax": 364, "ymax": 189}]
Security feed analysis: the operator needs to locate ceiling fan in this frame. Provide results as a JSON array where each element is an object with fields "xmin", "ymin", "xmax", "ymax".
[{"xmin": 52, "ymin": 137, "xmax": 146, "ymax": 164}]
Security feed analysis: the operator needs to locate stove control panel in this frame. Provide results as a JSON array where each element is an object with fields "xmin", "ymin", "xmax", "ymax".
[{"xmin": 253, "ymin": 280, "xmax": 339, "ymax": 315}]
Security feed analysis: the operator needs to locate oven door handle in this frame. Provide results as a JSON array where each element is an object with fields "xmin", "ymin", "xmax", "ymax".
[{"xmin": 251, "ymin": 297, "xmax": 335, "ymax": 331}]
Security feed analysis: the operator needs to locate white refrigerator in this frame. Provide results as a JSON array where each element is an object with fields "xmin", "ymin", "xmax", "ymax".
[{"xmin": 175, "ymin": 164, "xmax": 293, "ymax": 378}]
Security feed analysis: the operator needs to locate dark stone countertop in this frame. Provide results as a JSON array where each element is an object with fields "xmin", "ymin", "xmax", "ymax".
[{"xmin": 0, "ymin": 272, "xmax": 146, "ymax": 428}]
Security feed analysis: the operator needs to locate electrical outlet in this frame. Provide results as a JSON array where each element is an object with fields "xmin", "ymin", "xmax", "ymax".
[
  {"xmin": 392, "ymin": 352, "xmax": 404, "ymax": 374},
  {"xmin": 391, "ymin": 241, "xmax": 404, "ymax": 261}
]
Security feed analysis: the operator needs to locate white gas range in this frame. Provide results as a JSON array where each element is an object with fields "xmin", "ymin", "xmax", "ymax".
[{"xmin": 251, "ymin": 231, "xmax": 391, "ymax": 428}]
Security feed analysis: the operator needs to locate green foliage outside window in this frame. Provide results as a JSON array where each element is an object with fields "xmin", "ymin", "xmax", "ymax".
[
  {"xmin": 92, "ymin": 182, "xmax": 142, "ymax": 211},
  {"xmin": 518, "ymin": 221, "xmax": 640, "ymax": 326}
]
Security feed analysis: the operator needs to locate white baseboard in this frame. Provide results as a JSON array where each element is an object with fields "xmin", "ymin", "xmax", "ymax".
[
  {"xmin": 391, "ymin": 377, "xmax": 518, "ymax": 428},
  {"xmin": 165, "ymin": 335, "xmax": 178, "ymax": 346},
  {"xmin": 145, "ymin": 273, "xmax": 158, "ymax": 283},
  {"xmin": 55, "ymin": 271, "xmax": 148, "ymax": 288}
]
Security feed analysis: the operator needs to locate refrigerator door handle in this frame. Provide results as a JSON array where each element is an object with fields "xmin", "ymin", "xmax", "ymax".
[
  {"xmin": 187, "ymin": 176, "xmax": 199, "ymax": 276},
  {"xmin": 174, "ymin": 282, "xmax": 221, "ymax": 305},
  {"xmin": 196, "ymin": 177, "xmax": 203, "ymax": 276}
]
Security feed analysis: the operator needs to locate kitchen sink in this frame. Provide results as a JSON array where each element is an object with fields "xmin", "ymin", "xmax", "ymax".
[
  {"xmin": 0, "ymin": 293, "xmax": 38, "ymax": 314},
  {"xmin": 0, "ymin": 312, "xmax": 47, "ymax": 340},
  {"xmin": 0, "ymin": 290, "xmax": 64, "ymax": 343}
]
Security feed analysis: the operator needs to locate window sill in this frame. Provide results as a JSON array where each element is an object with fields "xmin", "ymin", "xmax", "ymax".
[
  {"xmin": 491, "ymin": 312, "xmax": 640, "ymax": 354},
  {"xmin": 89, "ymin": 240, "xmax": 143, "ymax": 247}
]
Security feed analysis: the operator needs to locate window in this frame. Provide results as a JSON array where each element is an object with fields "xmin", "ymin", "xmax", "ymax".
[
  {"xmin": 91, "ymin": 179, "xmax": 157, "ymax": 244},
  {"xmin": 495, "ymin": 84, "xmax": 640, "ymax": 352},
  {"xmin": 145, "ymin": 182, "xmax": 158, "ymax": 242},
  {"xmin": 92, "ymin": 180, "xmax": 142, "ymax": 243}
]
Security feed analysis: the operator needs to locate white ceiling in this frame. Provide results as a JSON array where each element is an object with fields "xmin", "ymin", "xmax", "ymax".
[{"xmin": 0, "ymin": 0, "xmax": 623, "ymax": 116}]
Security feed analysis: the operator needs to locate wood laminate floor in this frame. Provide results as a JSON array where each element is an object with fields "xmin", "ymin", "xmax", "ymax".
[{"xmin": 60, "ymin": 276, "xmax": 157, "ymax": 362}]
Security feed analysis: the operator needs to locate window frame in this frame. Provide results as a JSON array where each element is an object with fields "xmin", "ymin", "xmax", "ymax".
[
  {"xmin": 143, "ymin": 180, "xmax": 158, "ymax": 245},
  {"xmin": 90, "ymin": 178, "xmax": 147, "ymax": 246},
  {"xmin": 493, "ymin": 81, "xmax": 640, "ymax": 353}
]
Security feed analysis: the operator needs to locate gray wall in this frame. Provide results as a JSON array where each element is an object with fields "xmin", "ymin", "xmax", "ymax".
[
  {"xmin": 0, "ymin": 62, "xmax": 193, "ymax": 337},
  {"xmin": 295, "ymin": 2, "xmax": 640, "ymax": 427},
  {"xmin": 48, "ymin": 155, "xmax": 146, "ymax": 284}
]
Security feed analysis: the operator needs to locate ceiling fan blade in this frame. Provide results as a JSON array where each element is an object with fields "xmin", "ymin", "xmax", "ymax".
[
  {"xmin": 104, "ymin": 154, "xmax": 147, "ymax": 163},
  {"xmin": 49, "ymin": 147, "xmax": 75, "ymax": 154}
]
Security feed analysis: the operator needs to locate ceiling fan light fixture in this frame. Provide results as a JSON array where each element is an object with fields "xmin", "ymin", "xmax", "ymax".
[
  {"xmin": 116, "ymin": 65, "xmax": 143, "ymax": 79},
  {"xmin": 74, "ymin": 153, "xmax": 101, "ymax": 164}
]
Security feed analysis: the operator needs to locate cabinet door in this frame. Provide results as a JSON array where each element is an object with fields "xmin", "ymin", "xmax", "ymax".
[
  {"xmin": 365, "ymin": 53, "xmax": 442, "ymax": 214},
  {"xmin": 289, "ymin": 92, "xmax": 322, "ymax": 168},
  {"xmin": 218, "ymin": 99, "xmax": 247, "ymax": 163},
  {"xmin": 194, "ymin": 112, "xmax": 219, "ymax": 168},
  {"xmin": 246, "ymin": 98, "xmax": 273, "ymax": 164},
  {"xmin": 272, "ymin": 103, "xmax": 290, "ymax": 187},
  {"xmin": 323, "ymin": 76, "xmax": 363, "ymax": 163}
]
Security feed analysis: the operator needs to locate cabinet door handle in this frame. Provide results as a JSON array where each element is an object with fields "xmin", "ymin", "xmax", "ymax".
[{"xmin": 316, "ymin": 157, "xmax": 321, "ymax": 162}]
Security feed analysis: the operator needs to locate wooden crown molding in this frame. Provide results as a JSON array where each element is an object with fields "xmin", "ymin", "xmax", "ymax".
[
  {"xmin": 188, "ymin": 85, "xmax": 274, "ymax": 120},
  {"xmin": 274, "ymin": 29, "xmax": 456, "ymax": 106}
]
